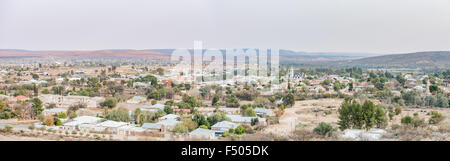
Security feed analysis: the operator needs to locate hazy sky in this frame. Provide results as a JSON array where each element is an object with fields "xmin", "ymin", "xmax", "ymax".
[{"xmin": 1, "ymin": 0, "xmax": 450, "ymax": 54}]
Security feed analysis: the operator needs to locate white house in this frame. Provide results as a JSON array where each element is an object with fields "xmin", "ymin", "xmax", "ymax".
[
  {"xmin": 211, "ymin": 121, "xmax": 238, "ymax": 134},
  {"xmin": 127, "ymin": 96, "xmax": 147, "ymax": 104},
  {"xmin": 189, "ymin": 128, "xmax": 216, "ymax": 140}
]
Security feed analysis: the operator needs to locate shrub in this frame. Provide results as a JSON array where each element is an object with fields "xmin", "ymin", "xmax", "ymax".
[
  {"xmin": 173, "ymin": 124, "xmax": 189, "ymax": 134},
  {"xmin": 100, "ymin": 97, "xmax": 118, "ymax": 109},
  {"xmin": 429, "ymin": 111, "xmax": 445, "ymax": 124},
  {"xmin": 199, "ymin": 125, "xmax": 208, "ymax": 129},
  {"xmin": 235, "ymin": 125, "xmax": 245, "ymax": 135},
  {"xmin": 394, "ymin": 106, "xmax": 402, "ymax": 115},
  {"xmin": 228, "ymin": 128, "xmax": 234, "ymax": 134},
  {"xmin": 313, "ymin": 122, "xmax": 334, "ymax": 136},
  {"xmin": 411, "ymin": 116, "xmax": 425, "ymax": 128},
  {"xmin": 222, "ymin": 131, "xmax": 228, "ymax": 137},
  {"xmin": 401, "ymin": 116, "xmax": 413, "ymax": 124},
  {"xmin": 4, "ymin": 125, "xmax": 13, "ymax": 133},
  {"xmin": 251, "ymin": 118, "xmax": 259, "ymax": 126}
]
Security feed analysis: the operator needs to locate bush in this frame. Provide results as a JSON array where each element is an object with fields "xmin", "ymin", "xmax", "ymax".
[
  {"xmin": 401, "ymin": 116, "xmax": 413, "ymax": 124},
  {"xmin": 338, "ymin": 100, "xmax": 387, "ymax": 130},
  {"xmin": 235, "ymin": 125, "xmax": 245, "ymax": 135},
  {"xmin": 394, "ymin": 106, "xmax": 402, "ymax": 115},
  {"xmin": 244, "ymin": 108, "xmax": 256, "ymax": 117},
  {"xmin": 173, "ymin": 124, "xmax": 189, "ymax": 134},
  {"xmin": 313, "ymin": 122, "xmax": 334, "ymax": 136},
  {"xmin": 429, "ymin": 111, "xmax": 445, "ymax": 124},
  {"xmin": 251, "ymin": 118, "xmax": 259, "ymax": 126},
  {"xmin": 228, "ymin": 128, "xmax": 234, "ymax": 134},
  {"xmin": 4, "ymin": 125, "xmax": 13, "ymax": 133},
  {"xmin": 199, "ymin": 125, "xmax": 208, "ymax": 129},
  {"xmin": 222, "ymin": 131, "xmax": 228, "ymax": 137},
  {"xmin": 100, "ymin": 97, "xmax": 118, "ymax": 109}
]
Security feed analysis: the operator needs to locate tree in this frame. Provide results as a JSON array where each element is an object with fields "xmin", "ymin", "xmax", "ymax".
[
  {"xmin": 283, "ymin": 93, "xmax": 295, "ymax": 107},
  {"xmin": 429, "ymin": 84, "xmax": 440, "ymax": 94},
  {"xmin": 192, "ymin": 114, "xmax": 210, "ymax": 128},
  {"xmin": 235, "ymin": 125, "xmax": 245, "ymax": 135},
  {"xmin": 374, "ymin": 105, "xmax": 388, "ymax": 128},
  {"xmin": 313, "ymin": 122, "xmax": 334, "ymax": 136},
  {"xmin": 212, "ymin": 95, "xmax": 219, "ymax": 106},
  {"xmin": 164, "ymin": 105, "xmax": 173, "ymax": 114},
  {"xmin": 44, "ymin": 115, "xmax": 54, "ymax": 126},
  {"xmin": 54, "ymin": 117, "xmax": 63, "ymax": 126},
  {"xmin": 207, "ymin": 112, "xmax": 230, "ymax": 126},
  {"xmin": 134, "ymin": 108, "xmax": 142, "ymax": 124},
  {"xmin": 251, "ymin": 118, "xmax": 259, "ymax": 126},
  {"xmin": 104, "ymin": 108, "xmax": 130, "ymax": 122},
  {"xmin": 244, "ymin": 108, "xmax": 256, "ymax": 117},
  {"xmin": 182, "ymin": 118, "xmax": 198, "ymax": 131},
  {"xmin": 31, "ymin": 98, "xmax": 43, "ymax": 119},
  {"xmin": 337, "ymin": 100, "xmax": 385, "ymax": 130},
  {"xmin": 151, "ymin": 100, "xmax": 157, "ymax": 105},
  {"xmin": 32, "ymin": 73, "xmax": 39, "ymax": 80},
  {"xmin": 173, "ymin": 124, "xmax": 188, "ymax": 134},
  {"xmin": 185, "ymin": 83, "xmax": 191, "ymax": 90},
  {"xmin": 156, "ymin": 68, "xmax": 164, "ymax": 76},
  {"xmin": 100, "ymin": 98, "xmax": 117, "ymax": 109},
  {"xmin": 394, "ymin": 106, "xmax": 402, "ymax": 115}
]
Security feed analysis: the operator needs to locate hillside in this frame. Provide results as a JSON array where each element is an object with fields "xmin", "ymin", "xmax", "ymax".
[{"xmin": 336, "ymin": 51, "xmax": 450, "ymax": 70}]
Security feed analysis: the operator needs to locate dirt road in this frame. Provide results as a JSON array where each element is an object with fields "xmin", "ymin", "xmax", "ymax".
[{"xmin": 263, "ymin": 99, "xmax": 343, "ymax": 137}]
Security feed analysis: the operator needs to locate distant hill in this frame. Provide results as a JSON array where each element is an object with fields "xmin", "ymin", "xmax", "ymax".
[
  {"xmin": 336, "ymin": 51, "xmax": 450, "ymax": 70},
  {"xmin": 0, "ymin": 49, "xmax": 370, "ymax": 62}
]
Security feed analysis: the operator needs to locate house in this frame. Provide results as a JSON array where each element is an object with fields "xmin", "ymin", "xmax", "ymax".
[
  {"xmin": 189, "ymin": 128, "xmax": 216, "ymax": 140},
  {"xmin": 133, "ymin": 82, "xmax": 151, "ymax": 87},
  {"xmin": 42, "ymin": 108, "xmax": 67, "ymax": 116},
  {"xmin": 254, "ymin": 108, "xmax": 275, "ymax": 117},
  {"xmin": 160, "ymin": 114, "xmax": 180, "ymax": 121},
  {"xmin": 226, "ymin": 114, "xmax": 266, "ymax": 125},
  {"xmin": 211, "ymin": 121, "xmax": 238, "ymax": 134},
  {"xmin": 117, "ymin": 125, "xmax": 146, "ymax": 135},
  {"xmin": 39, "ymin": 94, "xmax": 104, "ymax": 108},
  {"xmin": 96, "ymin": 120, "xmax": 128, "ymax": 134},
  {"xmin": 157, "ymin": 119, "xmax": 181, "ymax": 132},
  {"xmin": 14, "ymin": 95, "xmax": 30, "ymax": 101},
  {"xmin": 142, "ymin": 123, "xmax": 162, "ymax": 132},
  {"xmin": 150, "ymin": 103, "xmax": 165, "ymax": 110},
  {"xmin": 127, "ymin": 96, "xmax": 147, "ymax": 104},
  {"xmin": 62, "ymin": 116, "xmax": 103, "ymax": 130}
]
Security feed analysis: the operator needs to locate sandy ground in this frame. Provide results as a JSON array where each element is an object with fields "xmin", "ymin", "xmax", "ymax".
[
  {"xmin": 0, "ymin": 134, "xmax": 53, "ymax": 141},
  {"xmin": 263, "ymin": 99, "xmax": 343, "ymax": 137}
]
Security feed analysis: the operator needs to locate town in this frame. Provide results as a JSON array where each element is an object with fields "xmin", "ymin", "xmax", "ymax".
[{"xmin": 0, "ymin": 56, "xmax": 449, "ymax": 141}]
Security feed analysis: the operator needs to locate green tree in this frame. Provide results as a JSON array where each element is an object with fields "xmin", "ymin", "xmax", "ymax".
[
  {"xmin": 429, "ymin": 84, "xmax": 440, "ymax": 94},
  {"xmin": 164, "ymin": 105, "xmax": 173, "ymax": 114},
  {"xmin": 199, "ymin": 125, "xmax": 208, "ymax": 129},
  {"xmin": 244, "ymin": 108, "xmax": 256, "ymax": 117},
  {"xmin": 192, "ymin": 114, "xmax": 210, "ymax": 128},
  {"xmin": 100, "ymin": 97, "xmax": 118, "ymax": 109},
  {"xmin": 207, "ymin": 112, "xmax": 230, "ymax": 126},
  {"xmin": 235, "ymin": 125, "xmax": 245, "ymax": 135},
  {"xmin": 251, "ymin": 118, "xmax": 259, "ymax": 126},
  {"xmin": 104, "ymin": 108, "xmax": 130, "ymax": 122},
  {"xmin": 31, "ymin": 98, "xmax": 43, "ymax": 119},
  {"xmin": 283, "ymin": 93, "xmax": 295, "ymax": 107}
]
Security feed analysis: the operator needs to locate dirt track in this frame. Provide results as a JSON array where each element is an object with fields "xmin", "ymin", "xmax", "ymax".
[{"xmin": 263, "ymin": 99, "xmax": 343, "ymax": 137}]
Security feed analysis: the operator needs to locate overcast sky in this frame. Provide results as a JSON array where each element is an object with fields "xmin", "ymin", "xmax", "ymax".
[{"xmin": 1, "ymin": 0, "xmax": 450, "ymax": 54}]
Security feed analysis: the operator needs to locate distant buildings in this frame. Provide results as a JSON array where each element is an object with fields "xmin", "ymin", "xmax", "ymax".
[{"xmin": 38, "ymin": 94, "xmax": 104, "ymax": 108}]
